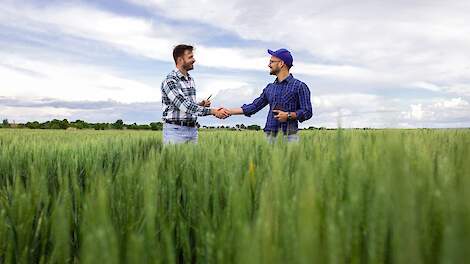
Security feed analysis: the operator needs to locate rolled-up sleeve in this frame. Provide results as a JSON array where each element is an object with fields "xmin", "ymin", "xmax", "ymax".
[
  {"xmin": 241, "ymin": 87, "xmax": 269, "ymax": 116},
  {"xmin": 295, "ymin": 83, "xmax": 313, "ymax": 122}
]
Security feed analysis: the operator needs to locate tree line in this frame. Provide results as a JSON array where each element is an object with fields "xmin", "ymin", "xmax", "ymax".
[{"xmin": 0, "ymin": 119, "xmax": 262, "ymax": 131}]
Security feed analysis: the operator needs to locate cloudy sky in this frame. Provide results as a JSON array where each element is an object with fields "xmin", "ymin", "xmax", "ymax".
[{"xmin": 1, "ymin": 0, "xmax": 469, "ymax": 128}]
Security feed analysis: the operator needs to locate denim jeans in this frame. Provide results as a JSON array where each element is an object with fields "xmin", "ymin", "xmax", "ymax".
[
  {"xmin": 163, "ymin": 123, "xmax": 198, "ymax": 144},
  {"xmin": 265, "ymin": 132, "xmax": 299, "ymax": 143}
]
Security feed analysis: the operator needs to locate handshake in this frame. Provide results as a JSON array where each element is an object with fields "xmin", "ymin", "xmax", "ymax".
[
  {"xmin": 199, "ymin": 99, "xmax": 231, "ymax": 119},
  {"xmin": 212, "ymin": 107, "xmax": 231, "ymax": 119}
]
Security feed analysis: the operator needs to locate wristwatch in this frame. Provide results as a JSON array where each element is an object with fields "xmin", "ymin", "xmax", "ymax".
[{"xmin": 287, "ymin": 112, "xmax": 292, "ymax": 121}]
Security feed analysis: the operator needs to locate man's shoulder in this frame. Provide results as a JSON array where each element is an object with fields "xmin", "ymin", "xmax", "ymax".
[
  {"xmin": 263, "ymin": 83, "xmax": 276, "ymax": 93},
  {"xmin": 166, "ymin": 70, "xmax": 179, "ymax": 79},
  {"xmin": 163, "ymin": 70, "xmax": 180, "ymax": 83},
  {"xmin": 290, "ymin": 77, "xmax": 308, "ymax": 89}
]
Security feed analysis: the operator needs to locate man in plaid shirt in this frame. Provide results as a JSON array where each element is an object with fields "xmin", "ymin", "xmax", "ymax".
[
  {"xmin": 228, "ymin": 48, "xmax": 313, "ymax": 142},
  {"xmin": 161, "ymin": 44, "xmax": 230, "ymax": 144}
]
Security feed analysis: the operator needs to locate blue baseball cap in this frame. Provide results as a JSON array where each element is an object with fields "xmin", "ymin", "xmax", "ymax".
[{"xmin": 267, "ymin": 48, "xmax": 293, "ymax": 67}]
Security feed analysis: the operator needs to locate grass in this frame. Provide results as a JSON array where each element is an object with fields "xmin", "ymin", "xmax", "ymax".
[{"xmin": 0, "ymin": 129, "xmax": 469, "ymax": 263}]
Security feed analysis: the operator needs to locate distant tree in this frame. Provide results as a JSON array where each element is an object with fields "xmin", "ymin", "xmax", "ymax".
[
  {"xmin": 246, "ymin": 125, "xmax": 261, "ymax": 131},
  {"xmin": 2, "ymin": 119, "xmax": 9, "ymax": 128},
  {"xmin": 235, "ymin": 124, "xmax": 246, "ymax": 130},
  {"xmin": 128, "ymin": 122, "xmax": 151, "ymax": 130},
  {"xmin": 46, "ymin": 119, "xmax": 62, "ymax": 129},
  {"xmin": 150, "ymin": 122, "xmax": 163, "ymax": 131},
  {"xmin": 26, "ymin": 121, "xmax": 41, "ymax": 129},
  {"xmin": 127, "ymin": 123, "xmax": 138, "ymax": 130},
  {"xmin": 113, "ymin": 119, "xmax": 124, "ymax": 130},
  {"xmin": 59, "ymin": 119, "xmax": 69, "ymax": 129},
  {"xmin": 70, "ymin": 120, "xmax": 88, "ymax": 129}
]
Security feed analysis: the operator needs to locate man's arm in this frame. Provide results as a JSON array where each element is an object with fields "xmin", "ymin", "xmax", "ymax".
[
  {"xmin": 162, "ymin": 78, "xmax": 220, "ymax": 117},
  {"xmin": 272, "ymin": 110, "xmax": 297, "ymax": 122},
  {"xmin": 227, "ymin": 107, "xmax": 244, "ymax": 115},
  {"xmin": 228, "ymin": 87, "xmax": 269, "ymax": 116},
  {"xmin": 295, "ymin": 83, "xmax": 313, "ymax": 122}
]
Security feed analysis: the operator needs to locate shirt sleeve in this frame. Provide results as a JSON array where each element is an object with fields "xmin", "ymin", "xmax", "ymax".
[
  {"xmin": 295, "ymin": 83, "xmax": 313, "ymax": 122},
  {"xmin": 161, "ymin": 78, "xmax": 211, "ymax": 116},
  {"xmin": 241, "ymin": 86, "xmax": 269, "ymax": 116}
]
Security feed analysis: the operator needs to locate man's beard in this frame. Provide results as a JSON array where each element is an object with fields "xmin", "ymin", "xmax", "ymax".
[
  {"xmin": 183, "ymin": 62, "xmax": 194, "ymax": 71},
  {"xmin": 270, "ymin": 67, "xmax": 279, "ymax": 75}
]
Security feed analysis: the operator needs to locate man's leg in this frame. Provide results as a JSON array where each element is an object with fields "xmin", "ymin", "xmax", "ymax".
[
  {"xmin": 184, "ymin": 126, "xmax": 198, "ymax": 144},
  {"xmin": 163, "ymin": 123, "xmax": 197, "ymax": 144},
  {"xmin": 286, "ymin": 133, "xmax": 299, "ymax": 143},
  {"xmin": 265, "ymin": 132, "xmax": 299, "ymax": 143},
  {"xmin": 265, "ymin": 132, "xmax": 277, "ymax": 144}
]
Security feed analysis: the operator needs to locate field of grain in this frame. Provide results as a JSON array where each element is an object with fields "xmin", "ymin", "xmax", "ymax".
[{"xmin": 0, "ymin": 129, "xmax": 469, "ymax": 263}]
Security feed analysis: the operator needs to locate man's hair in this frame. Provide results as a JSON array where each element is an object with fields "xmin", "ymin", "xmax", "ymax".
[{"xmin": 173, "ymin": 44, "xmax": 194, "ymax": 64}]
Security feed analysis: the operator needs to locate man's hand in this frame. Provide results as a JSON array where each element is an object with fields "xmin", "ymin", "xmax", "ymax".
[
  {"xmin": 273, "ymin": 110, "xmax": 288, "ymax": 122},
  {"xmin": 212, "ymin": 107, "xmax": 231, "ymax": 119},
  {"xmin": 199, "ymin": 99, "xmax": 211, "ymax": 107}
]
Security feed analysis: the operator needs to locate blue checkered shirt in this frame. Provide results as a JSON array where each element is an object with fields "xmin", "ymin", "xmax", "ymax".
[
  {"xmin": 241, "ymin": 74, "xmax": 313, "ymax": 133},
  {"xmin": 161, "ymin": 69, "xmax": 211, "ymax": 122}
]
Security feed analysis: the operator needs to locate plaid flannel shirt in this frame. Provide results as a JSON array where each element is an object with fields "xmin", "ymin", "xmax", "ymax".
[{"xmin": 161, "ymin": 69, "xmax": 210, "ymax": 122}]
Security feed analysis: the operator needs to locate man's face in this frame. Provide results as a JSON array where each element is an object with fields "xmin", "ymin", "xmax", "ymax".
[
  {"xmin": 181, "ymin": 50, "xmax": 195, "ymax": 71},
  {"xmin": 268, "ymin": 55, "xmax": 283, "ymax": 75}
]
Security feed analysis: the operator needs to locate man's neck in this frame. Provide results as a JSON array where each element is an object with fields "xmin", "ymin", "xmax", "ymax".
[
  {"xmin": 276, "ymin": 70, "xmax": 290, "ymax": 83},
  {"xmin": 176, "ymin": 66, "xmax": 188, "ymax": 77}
]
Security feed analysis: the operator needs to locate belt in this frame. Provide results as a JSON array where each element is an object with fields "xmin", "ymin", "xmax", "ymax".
[{"xmin": 165, "ymin": 119, "xmax": 198, "ymax": 127}]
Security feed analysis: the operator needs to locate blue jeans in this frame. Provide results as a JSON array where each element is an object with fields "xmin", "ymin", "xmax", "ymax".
[
  {"xmin": 163, "ymin": 123, "xmax": 198, "ymax": 144},
  {"xmin": 266, "ymin": 132, "xmax": 299, "ymax": 143}
]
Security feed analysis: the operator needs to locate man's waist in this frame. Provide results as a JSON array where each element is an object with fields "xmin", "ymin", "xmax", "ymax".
[
  {"xmin": 265, "ymin": 129, "xmax": 298, "ymax": 135},
  {"xmin": 164, "ymin": 119, "xmax": 198, "ymax": 127}
]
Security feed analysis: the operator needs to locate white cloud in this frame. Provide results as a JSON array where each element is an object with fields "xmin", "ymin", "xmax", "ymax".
[
  {"xmin": 0, "ymin": 1, "xmax": 412, "ymax": 84},
  {"xmin": 0, "ymin": 97, "xmax": 163, "ymax": 123},
  {"xmin": 401, "ymin": 97, "xmax": 470, "ymax": 126},
  {"xmin": 433, "ymin": 97, "xmax": 469, "ymax": 109},
  {"xmin": 0, "ymin": 53, "xmax": 159, "ymax": 103},
  {"xmin": 128, "ymin": 0, "xmax": 470, "ymax": 85},
  {"xmin": 410, "ymin": 104, "xmax": 424, "ymax": 120},
  {"xmin": 0, "ymin": 2, "xmax": 176, "ymax": 61},
  {"xmin": 409, "ymin": 82, "xmax": 442, "ymax": 92},
  {"xmin": 0, "ymin": 105, "xmax": 75, "ymax": 123},
  {"xmin": 443, "ymin": 84, "xmax": 470, "ymax": 97}
]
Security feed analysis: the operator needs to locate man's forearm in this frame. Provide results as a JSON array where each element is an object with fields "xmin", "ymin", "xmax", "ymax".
[
  {"xmin": 228, "ymin": 108, "xmax": 244, "ymax": 115},
  {"xmin": 210, "ymin": 108, "xmax": 218, "ymax": 115}
]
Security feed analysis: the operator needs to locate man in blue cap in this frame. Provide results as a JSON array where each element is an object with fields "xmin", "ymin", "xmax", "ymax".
[{"xmin": 227, "ymin": 48, "xmax": 313, "ymax": 142}]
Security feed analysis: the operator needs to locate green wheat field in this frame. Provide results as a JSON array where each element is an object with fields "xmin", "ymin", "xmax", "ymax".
[{"xmin": 0, "ymin": 129, "xmax": 469, "ymax": 263}]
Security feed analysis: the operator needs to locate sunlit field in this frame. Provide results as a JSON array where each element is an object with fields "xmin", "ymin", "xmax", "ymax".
[{"xmin": 0, "ymin": 129, "xmax": 469, "ymax": 263}]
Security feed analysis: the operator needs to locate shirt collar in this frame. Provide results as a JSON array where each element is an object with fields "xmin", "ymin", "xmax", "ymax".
[
  {"xmin": 274, "ymin": 73, "xmax": 293, "ymax": 84},
  {"xmin": 174, "ymin": 68, "xmax": 192, "ymax": 81}
]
